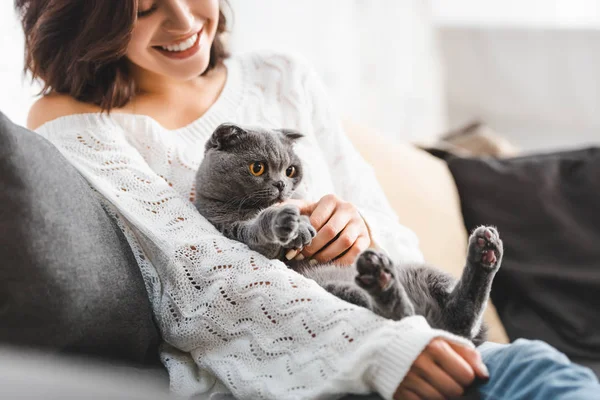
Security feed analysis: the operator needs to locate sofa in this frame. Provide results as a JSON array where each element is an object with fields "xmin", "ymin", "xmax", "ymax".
[{"xmin": 2, "ymin": 111, "xmax": 599, "ymax": 398}]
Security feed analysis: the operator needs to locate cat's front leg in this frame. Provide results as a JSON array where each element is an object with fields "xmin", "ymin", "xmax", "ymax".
[
  {"xmin": 355, "ymin": 250, "xmax": 415, "ymax": 320},
  {"xmin": 219, "ymin": 205, "xmax": 311, "ymax": 259},
  {"xmin": 240, "ymin": 204, "xmax": 314, "ymax": 253},
  {"xmin": 265, "ymin": 204, "xmax": 316, "ymax": 249},
  {"xmin": 443, "ymin": 226, "xmax": 503, "ymax": 343}
]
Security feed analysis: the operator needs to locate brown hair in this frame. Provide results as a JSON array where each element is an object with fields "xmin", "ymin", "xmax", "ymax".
[{"xmin": 14, "ymin": 0, "xmax": 229, "ymax": 111}]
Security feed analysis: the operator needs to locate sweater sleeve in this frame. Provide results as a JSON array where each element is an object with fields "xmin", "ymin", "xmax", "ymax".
[
  {"xmin": 36, "ymin": 120, "xmax": 470, "ymax": 400},
  {"xmin": 297, "ymin": 58, "xmax": 425, "ymax": 264}
]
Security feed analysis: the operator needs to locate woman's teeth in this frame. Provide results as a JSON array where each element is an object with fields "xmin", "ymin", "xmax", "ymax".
[{"xmin": 160, "ymin": 33, "xmax": 198, "ymax": 52}]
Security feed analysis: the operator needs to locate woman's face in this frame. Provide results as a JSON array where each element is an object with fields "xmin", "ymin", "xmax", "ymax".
[{"xmin": 127, "ymin": 0, "xmax": 220, "ymax": 83}]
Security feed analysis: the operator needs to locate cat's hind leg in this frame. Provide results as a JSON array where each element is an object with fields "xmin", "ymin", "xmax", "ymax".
[
  {"xmin": 354, "ymin": 250, "xmax": 415, "ymax": 320},
  {"xmin": 443, "ymin": 226, "xmax": 503, "ymax": 344},
  {"xmin": 323, "ymin": 282, "xmax": 373, "ymax": 310}
]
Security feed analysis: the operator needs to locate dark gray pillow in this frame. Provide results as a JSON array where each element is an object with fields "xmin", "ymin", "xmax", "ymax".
[
  {"xmin": 447, "ymin": 148, "xmax": 600, "ymax": 376},
  {"xmin": 0, "ymin": 112, "xmax": 160, "ymax": 365}
]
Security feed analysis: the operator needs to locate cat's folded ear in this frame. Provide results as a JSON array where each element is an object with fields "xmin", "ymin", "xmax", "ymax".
[
  {"xmin": 206, "ymin": 123, "xmax": 247, "ymax": 151},
  {"xmin": 276, "ymin": 129, "xmax": 304, "ymax": 142}
]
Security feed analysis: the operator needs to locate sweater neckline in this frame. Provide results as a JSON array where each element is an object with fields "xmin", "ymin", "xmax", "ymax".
[{"xmin": 36, "ymin": 55, "xmax": 247, "ymax": 141}]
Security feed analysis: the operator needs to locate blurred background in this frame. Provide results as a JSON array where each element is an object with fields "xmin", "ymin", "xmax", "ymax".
[{"xmin": 2, "ymin": 0, "xmax": 599, "ymax": 152}]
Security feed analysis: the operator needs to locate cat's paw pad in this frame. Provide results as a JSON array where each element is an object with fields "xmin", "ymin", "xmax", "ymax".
[
  {"xmin": 355, "ymin": 250, "xmax": 395, "ymax": 293},
  {"xmin": 288, "ymin": 215, "xmax": 316, "ymax": 250},
  {"xmin": 272, "ymin": 205, "xmax": 303, "ymax": 245},
  {"xmin": 468, "ymin": 226, "xmax": 503, "ymax": 271}
]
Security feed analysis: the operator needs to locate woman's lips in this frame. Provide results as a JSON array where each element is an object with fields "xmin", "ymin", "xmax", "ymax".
[{"xmin": 153, "ymin": 28, "xmax": 202, "ymax": 60}]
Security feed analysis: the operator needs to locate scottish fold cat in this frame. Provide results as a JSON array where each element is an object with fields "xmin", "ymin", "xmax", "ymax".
[{"xmin": 194, "ymin": 123, "xmax": 503, "ymax": 344}]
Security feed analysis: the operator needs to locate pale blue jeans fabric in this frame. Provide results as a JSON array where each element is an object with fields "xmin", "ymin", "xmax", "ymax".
[{"xmin": 474, "ymin": 338, "xmax": 599, "ymax": 399}]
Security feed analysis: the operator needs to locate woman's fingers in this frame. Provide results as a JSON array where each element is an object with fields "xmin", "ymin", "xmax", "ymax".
[
  {"xmin": 412, "ymin": 353, "xmax": 465, "ymax": 398},
  {"xmin": 306, "ymin": 194, "xmax": 338, "ymax": 230},
  {"xmin": 401, "ymin": 371, "xmax": 445, "ymax": 400},
  {"xmin": 301, "ymin": 199, "xmax": 348, "ymax": 258},
  {"xmin": 312, "ymin": 219, "xmax": 359, "ymax": 262},
  {"xmin": 448, "ymin": 342, "xmax": 490, "ymax": 380},
  {"xmin": 426, "ymin": 339, "xmax": 476, "ymax": 388},
  {"xmin": 332, "ymin": 234, "xmax": 370, "ymax": 266},
  {"xmin": 394, "ymin": 388, "xmax": 421, "ymax": 400}
]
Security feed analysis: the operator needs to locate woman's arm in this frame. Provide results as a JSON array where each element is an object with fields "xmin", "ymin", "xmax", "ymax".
[
  {"xmin": 297, "ymin": 58, "xmax": 425, "ymax": 264},
  {"xmin": 35, "ymin": 120, "xmax": 470, "ymax": 400}
]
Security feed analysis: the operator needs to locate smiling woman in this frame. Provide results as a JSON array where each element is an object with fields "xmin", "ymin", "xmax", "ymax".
[{"xmin": 14, "ymin": 0, "xmax": 228, "ymax": 111}]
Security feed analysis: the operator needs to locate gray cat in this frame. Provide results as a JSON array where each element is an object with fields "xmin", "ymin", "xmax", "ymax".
[{"xmin": 194, "ymin": 123, "xmax": 503, "ymax": 345}]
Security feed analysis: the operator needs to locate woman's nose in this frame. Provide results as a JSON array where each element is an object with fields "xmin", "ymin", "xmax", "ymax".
[{"xmin": 163, "ymin": 0, "xmax": 194, "ymax": 34}]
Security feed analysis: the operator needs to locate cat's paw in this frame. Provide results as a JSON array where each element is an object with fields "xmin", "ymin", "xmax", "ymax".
[
  {"xmin": 288, "ymin": 215, "xmax": 316, "ymax": 249},
  {"xmin": 355, "ymin": 250, "xmax": 395, "ymax": 294},
  {"xmin": 467, "ymin": 226, "xmax": 503, "ymax": 272},
  {"xmin": 272, "ymin": 205, "xmax": 316, "ymax": 247}
]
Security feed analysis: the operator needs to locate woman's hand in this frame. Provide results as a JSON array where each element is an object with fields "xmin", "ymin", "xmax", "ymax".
[
  {"xmin": 283, "ymin": 194, "xmax": 371, "ymax": 266},
  {"xmin": 394, "ymin": 339, "xmax": 490, "ymax": 400}
]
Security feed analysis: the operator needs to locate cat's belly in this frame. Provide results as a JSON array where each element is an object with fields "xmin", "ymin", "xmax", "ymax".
[
  {"xmin": 290, "ymin": 262, "xmax": 358, "ymax": 287},
  {"xmin": 397, "ymin": 265, "xmax": 453, "ymax": 327}
]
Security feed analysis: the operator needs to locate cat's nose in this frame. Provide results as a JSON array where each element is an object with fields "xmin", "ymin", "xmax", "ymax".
[{"xmin": 273, "ymin": 181, "xmax": 285, "ymax": 192}]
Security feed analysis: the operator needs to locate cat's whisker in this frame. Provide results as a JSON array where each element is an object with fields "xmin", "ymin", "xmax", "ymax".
[{"xmin": 236, "ymin": 189, "xmax": 270, "ymax": 213}]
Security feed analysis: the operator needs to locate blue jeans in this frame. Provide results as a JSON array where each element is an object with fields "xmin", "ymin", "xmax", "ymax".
[
  {"xmin": 473, "ymin": 339, "xmax": 599, "ymax": 399},
  {"xmin": 344, "ymin": 339, "xmax": 599, "ymax": 399}
]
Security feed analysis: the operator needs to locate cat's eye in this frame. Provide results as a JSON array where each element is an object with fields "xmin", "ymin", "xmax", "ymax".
[
  {"xmin": 137, "ymin": 2, "xmax": 157, "ymax": 18},
  {"xmin": 286, "ymin": 166, "xmax": 297, "ymax": 178},
  {"xmin": 249, "ymin": 162, "xmax": 265, "ymax": 176}
]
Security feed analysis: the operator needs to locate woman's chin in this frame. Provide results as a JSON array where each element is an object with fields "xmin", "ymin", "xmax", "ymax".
[{"xmin": 157, "ymin": 55, "xmax": 211, "ymax": 80}]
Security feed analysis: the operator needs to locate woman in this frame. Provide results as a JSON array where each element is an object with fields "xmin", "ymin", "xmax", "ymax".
[{"xmin": 15, "ymin": 1, "xmax": 599, "ymax": 399}]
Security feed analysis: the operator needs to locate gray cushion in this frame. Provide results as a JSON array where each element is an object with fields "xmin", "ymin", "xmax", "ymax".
[
  {"xmin": 447, "ymin": 148, "xmax": 600, "ymax": 377},
  {"xmin": 0, "ymin": 112, "xmax": 160, "ymax": 365}
]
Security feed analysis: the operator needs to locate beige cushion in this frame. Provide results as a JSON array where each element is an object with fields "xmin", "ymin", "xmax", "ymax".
[{"xmin": 344, "ymin": 121, "xmax": 509, "ymax": 344}]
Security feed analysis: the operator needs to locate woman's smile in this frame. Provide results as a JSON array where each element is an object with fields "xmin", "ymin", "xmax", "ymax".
[{"xmin": 152, "ymin": 27, "xmax": 203, "ymax": 60}]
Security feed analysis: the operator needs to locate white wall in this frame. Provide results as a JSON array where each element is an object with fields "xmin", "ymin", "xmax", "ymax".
[
  {"xmin": 440, "ymin": 28, "xmax": 600, "ymax": 152},
  {"xmin": 432, "ymin": 0, "xmax": 600, "ymax": 29},
  {"xmin": 430, "ymin": 0, "xmax": 600, "ymax": 152},
  {"xmin": 0, "ymin": 1, "xmax": 446, "ymax": 142},
  {"xmin": 0, "ymin": 2, "xmax": 42, "ymax": 127},
  {"xmin": 227, "ymin": 0, "xmax": 447, "ymax": 141}
]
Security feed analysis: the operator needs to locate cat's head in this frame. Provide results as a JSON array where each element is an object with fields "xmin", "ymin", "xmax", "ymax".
[{"xmin": 196, "ymin": 123, "xmax": 304, "ymax": 209}]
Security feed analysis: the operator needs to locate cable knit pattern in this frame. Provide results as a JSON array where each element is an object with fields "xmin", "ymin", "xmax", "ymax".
[{"xmin": 35, "ymin": 52, "xmax": 471, "ymax": 400}]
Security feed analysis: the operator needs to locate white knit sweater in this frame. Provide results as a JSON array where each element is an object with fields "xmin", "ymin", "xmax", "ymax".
[{"xmin": 35, "ymin": 52, "xmax": 470, "ymax": 400}]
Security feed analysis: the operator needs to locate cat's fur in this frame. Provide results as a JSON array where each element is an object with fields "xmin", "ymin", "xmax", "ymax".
[{"xmin": 195, "ymin": 123, "xmax": 503, "ymax": 345}]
